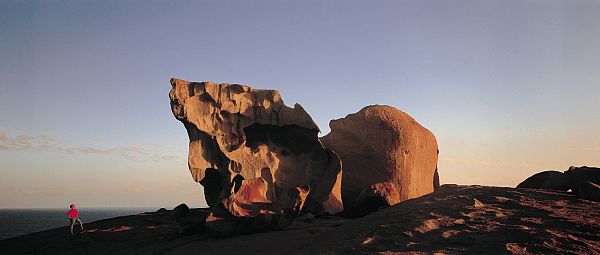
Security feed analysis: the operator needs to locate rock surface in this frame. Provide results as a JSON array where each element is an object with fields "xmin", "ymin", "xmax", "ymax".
[
  {"xmin": 169, "ymin": 78, "xmax": 343, "ymax": 233},
  {"xmin": 320, "ymin": 105, "xmax": 439, "ymax": 209},
  {"xmin": 2, "ymin": 185, "xmax": 599, "ymax": 254}
]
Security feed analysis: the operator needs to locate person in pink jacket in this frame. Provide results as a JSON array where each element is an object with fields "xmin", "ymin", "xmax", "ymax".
[{"xmin": 67, "ymin": 203, "xmax": 84, "ymax": 235}]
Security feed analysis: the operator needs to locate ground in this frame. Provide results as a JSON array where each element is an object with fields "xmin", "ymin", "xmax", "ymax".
[{"xmin": 2, "ymin": 185, "xmax": 599, "ymax": 254}]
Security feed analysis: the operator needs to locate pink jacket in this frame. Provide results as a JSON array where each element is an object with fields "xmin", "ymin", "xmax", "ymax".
[{"xmin": 67, "ymin": 209, "xmax": 78, "ymax": 218}]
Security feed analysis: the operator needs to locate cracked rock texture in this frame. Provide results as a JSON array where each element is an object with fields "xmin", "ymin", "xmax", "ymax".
[
  {"xmin": 169, "ymin": 78, "xmax": 343, "ymax": 231},
  {"xmin": 321, "ymin": 105, "xmax": 439, "ymax": 209}
]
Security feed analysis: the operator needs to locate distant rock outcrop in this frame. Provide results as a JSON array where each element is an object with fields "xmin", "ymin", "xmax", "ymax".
[
  {"xmin": 516, "ymin": 170, "xmax": 570, "ymax": 191},
  {"xmin": 578, "ymin": 181, "xmax": 600, "ymax": 202},
  {"xmin": 173, "ymin": 205, "xmax": 209, "ymax": 236},
  {"xmin": 518, "ymin": 166, "xmax": 600, "ymax": 202},
  {"xmin": 320, "ymin": 105, "xmax": 439, "ymax": 211},
  {"xmin": 169, "ymin": 78, "xmax": 343, "ymax": 234},
  {"xmin": 565, "ymin": 166, "xmax": 600, "ymax": 201},
  {"xmin": 171, "ymin": 203, "xmax": 190, "ymax": 219}
]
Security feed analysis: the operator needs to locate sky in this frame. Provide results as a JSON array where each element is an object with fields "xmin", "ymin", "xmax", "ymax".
[{"xmin": 1, "ymin": 0, "xmax": 599, "ymax": 208}]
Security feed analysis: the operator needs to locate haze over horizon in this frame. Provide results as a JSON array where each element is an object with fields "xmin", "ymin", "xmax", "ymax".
[{"xmin": 1, "ymin": 0, "xmax": 599, "ymax": 208}]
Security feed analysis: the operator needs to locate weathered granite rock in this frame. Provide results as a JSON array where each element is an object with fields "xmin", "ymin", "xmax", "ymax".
[
  {"xmin": 169, "ymin": 78, "xmax": 343, "ymax": 233},
  {"xmin": 516, "ymin": 170, "xmax": 570, "ymax": 191},
  {"xmin": 320, "ymin": 105, "xmax": 439, "ymax": 210}
]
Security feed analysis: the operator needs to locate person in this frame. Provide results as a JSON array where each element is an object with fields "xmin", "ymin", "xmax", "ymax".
[{"xmin": 67, "ymin": 203, "xmax": 84, "ymax": 235}]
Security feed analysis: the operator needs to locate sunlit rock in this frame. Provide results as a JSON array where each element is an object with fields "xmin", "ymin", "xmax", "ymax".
[
  {"xmin": 169, "ymin": 78, "xmax": 343, "ymax": 233},
  {"xmin": 321, "ymin": 105, "xmax": 439, "ymax": 211}
]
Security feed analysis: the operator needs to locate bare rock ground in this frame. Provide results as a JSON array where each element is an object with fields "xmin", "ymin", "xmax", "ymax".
[{"xmin": 2, "ymin": 185, "xmax": 598, "ymax": 254}]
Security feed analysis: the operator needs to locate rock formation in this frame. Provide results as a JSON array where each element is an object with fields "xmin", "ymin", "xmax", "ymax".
[
  {"xmin": 169, "ymin": 78, "xmax": 343, "ymax": 233},
  {"xmin": 578, "ymin": 181, "xmax": 600, "ymax": 202},
  {"xmin": 565, "ymin": 166, "xmax": 600, "ymax": 200},
  {"xmin": 320, "ymin": 105, "xmax": 439, "ymax": 210},
  {"xmin": 517, "ymin": 166, "xmax": 600, "ymax": 202},
  {"xmin": 516, "ymin": 170, "xmax": 570, "ymax": 191},
  {"xmin": 170, "ymin": 203, "xmax": 208, "ymax": 236}
]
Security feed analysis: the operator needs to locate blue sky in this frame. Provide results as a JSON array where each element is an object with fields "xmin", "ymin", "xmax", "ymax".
[{"xmin": 1, "ymin": 0, "xmax": 599, "ymax": 208}]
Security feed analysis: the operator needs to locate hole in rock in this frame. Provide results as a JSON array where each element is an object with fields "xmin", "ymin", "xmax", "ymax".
[
  {"xmin": 200, "ymin": 168, "xmax": 223, "ymax": 207},
  {"xmin": 243, "ymin": 123, "xmax": 320, "ymax": 155},
  {"xmin": 232, "ymin": 174, "xmax": 245, "ymax": 194}
]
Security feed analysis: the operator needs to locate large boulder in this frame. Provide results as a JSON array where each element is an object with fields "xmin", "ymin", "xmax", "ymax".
[
  {"xmin": 169, "ymin": 78, "xmax": 343, "ymax": 233},
  {"xmin": 516, "ymin": 170, "xmax": 570, "ymax": 191},
  {"xmin": 320, "ymin": 105, "xmax": 439, "ymax": 210}
]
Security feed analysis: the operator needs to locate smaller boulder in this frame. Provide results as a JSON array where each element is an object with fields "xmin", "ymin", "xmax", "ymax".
[
  {"xmin": 156, "ymin": 208, "xmax": 168, "ymax": 213},
  {"xmin": 516, "ymin": 171, "xmax": 570, "ymax": 191},
  {"xmin": 172, "ymin": 203, "xmax": 190, "ymax": 219},
  {"xmin": 350, "ymin": 182, "xmax": 400, "ymax": 217}
]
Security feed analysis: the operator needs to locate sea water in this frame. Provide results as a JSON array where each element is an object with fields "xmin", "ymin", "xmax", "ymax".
[{"xmin": 0, "ymin": 207, "xmax": 155, "ymax": 240}]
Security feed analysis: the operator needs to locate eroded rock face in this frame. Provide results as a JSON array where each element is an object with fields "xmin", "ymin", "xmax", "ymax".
[
  {"xmin": 169, "ymin": 78, "xmax": 343, "ymax": 233},
  {"xmin": 320, "ymin": 105, "xmax": 439, "ymax": 210}
]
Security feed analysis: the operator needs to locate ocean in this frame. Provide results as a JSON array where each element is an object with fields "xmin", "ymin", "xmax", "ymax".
[{"xmin": 0, "ymin": 207, "xmax": 156, "ymax": 240}]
